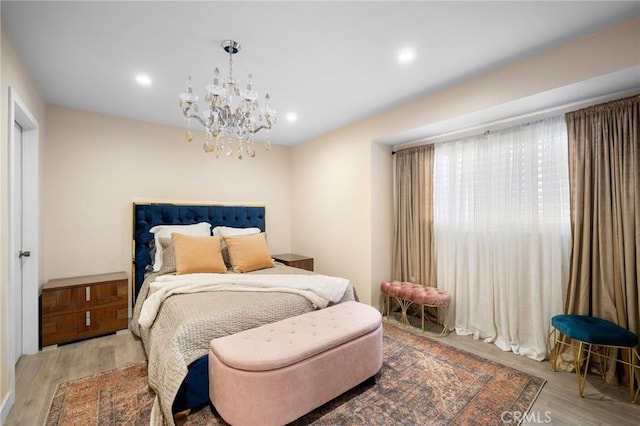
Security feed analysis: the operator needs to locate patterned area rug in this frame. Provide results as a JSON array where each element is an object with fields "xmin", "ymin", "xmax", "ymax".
[{"xmin": 46, "ymin": 323, "xmax": 545, "ymax": 425}]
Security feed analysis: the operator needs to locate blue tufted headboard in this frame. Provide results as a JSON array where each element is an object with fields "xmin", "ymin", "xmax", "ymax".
[{"xmin": 132, "ymin": 203, "xmax": 266, "ymax": 299}]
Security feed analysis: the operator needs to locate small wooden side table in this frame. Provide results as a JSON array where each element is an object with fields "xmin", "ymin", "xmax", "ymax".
[{"xmin": 272, "ymin": 254, "xmax": 314, "ymax": 272}]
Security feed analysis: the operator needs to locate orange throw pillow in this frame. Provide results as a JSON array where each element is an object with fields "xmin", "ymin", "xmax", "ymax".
[
  {"xmin": 224, "ymin": 233, "xmax": 274, "ymax": 273},
  {"xmin": 172, "ymin": 233, "xmax": 226, "ymax": 274}
]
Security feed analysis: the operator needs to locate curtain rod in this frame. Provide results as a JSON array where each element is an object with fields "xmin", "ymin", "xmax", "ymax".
[{"xmin": 392, "ymin": 87, "xmax": 640, "ymax": 153}]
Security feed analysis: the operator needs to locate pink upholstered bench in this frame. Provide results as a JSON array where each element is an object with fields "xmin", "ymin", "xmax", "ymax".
[
  {"xmin": 208, "ymin": 301, "xmax": 383, "ymax": 426},
  {"xmin": 380, "ymin": 280, "xmax": 451, "ymax": 336}
]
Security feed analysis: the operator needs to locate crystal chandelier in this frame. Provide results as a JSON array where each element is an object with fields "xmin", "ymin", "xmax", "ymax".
[{"xmin": 179, "ymin": 40, "xmax": 276, "ymax": 159}]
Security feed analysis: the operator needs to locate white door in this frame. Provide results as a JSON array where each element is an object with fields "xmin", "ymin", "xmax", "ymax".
[
  {"xmin": 9, "ymin": 89, "xmax": 39, "ymax": 358},
  {"xmin": 12, "ymin": 121, "xmax": 25, "ymax": 363},
  {"xmin": 5, "ymin": 88, "xmax": 39, "ymax": 422}
]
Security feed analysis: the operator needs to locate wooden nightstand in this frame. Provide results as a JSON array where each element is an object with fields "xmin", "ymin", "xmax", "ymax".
[
  {"xmin": 40, "ymin": 271, "xmax": 128, "ymax": 347},
  {"xmin": 272, "ymin": 254, "xmax": 314, "ymax": 272}
]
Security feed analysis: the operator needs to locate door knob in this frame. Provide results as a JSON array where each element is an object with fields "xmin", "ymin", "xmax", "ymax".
[{"xmin": 19, "ymin": 250, "xmax": 30, "ymax": 258}]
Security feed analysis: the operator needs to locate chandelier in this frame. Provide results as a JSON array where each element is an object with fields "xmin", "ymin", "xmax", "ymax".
[{"xmin": 179, "ymin": 40, "xmax": 276, "ymax": 159}]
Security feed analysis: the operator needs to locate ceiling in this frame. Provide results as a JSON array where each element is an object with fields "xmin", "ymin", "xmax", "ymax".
[{"xmin": 2, "ymin": 1, "xmax": 639, "ymax": 146}]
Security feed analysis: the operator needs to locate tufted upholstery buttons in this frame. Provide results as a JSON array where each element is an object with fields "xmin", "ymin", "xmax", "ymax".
[
  {"xmin": 133, "ymin": 204, "xmax": 266, "ymax": 297},
  {"xmin": 209, "ymin": 301, "xmax": 381, "ymax": 371}
]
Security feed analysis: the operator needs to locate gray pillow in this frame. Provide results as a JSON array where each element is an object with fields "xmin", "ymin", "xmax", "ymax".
[{"xmin": 158, "ymin": 237, "xmax": 176, "ymax": 274}]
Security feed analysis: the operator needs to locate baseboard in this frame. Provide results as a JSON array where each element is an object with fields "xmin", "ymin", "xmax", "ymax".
[{"xmin": 1, "ymin": 389, "xmax": 15, "ymax": 425}]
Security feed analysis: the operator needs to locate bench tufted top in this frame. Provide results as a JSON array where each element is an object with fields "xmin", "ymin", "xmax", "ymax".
[
  {"xmin": 380, "ymin": 281, "xmax": 451, "ymax": 306},
  {"xmin": 209, "ymin": 301, "xmax": 382, "ymax": 371},
  {"xmin": 551, "ymin": 314, "xmax": 638, "ymax": 348}
]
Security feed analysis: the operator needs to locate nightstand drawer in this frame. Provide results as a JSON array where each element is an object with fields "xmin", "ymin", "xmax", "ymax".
[
  {"xmin": 77, "ymin": 279, "xmax": 128, "ymax": 308},
  {"xmin": 77, "ymin": 305, "xmax": 129, "ymax": 338},
  {"xmin": 41, "ymin": 287, "xmax": 78, "ymax": 316},
  {"xmin": 41, "ymin": 313, "xmax": 79, "ymax": 347}
]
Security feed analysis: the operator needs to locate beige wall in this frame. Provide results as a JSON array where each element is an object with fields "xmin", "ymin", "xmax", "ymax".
[
  {"xmin": 291, "ymin": 17, "xmax": 640, "ymax": 306},
  {"xmin": 290, "ymin": 127, "xmax": 394, "ymax": 306},
  {"xmin": 43, "ymin": 106, "xmax": 292, "ymax": 284},
  {"xmin": 0, "ymin": 26, "xmax": 47, "ymax": 415},
  {"xmin": 370, "ymin": 142, "xmax": 393, "ymax": 306},
  {"xmin": 291, "ymin": 127, "xmax": 373, "ymax": 302}
]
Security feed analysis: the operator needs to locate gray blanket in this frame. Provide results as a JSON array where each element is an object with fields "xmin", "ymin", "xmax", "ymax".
[{"xmin": 130, "ymin": 263, "xmax": 356, "ymax": 425}]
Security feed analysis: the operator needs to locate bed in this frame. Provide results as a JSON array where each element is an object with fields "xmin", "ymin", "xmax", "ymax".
[{"xmin": 129, "ymin": 203, "xmax": 356, "ymax": 425}]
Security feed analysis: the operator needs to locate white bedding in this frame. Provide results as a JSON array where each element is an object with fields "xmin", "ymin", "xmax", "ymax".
[{"xmin": 139, "ymin": 273, "xmax": 350, "ymax": 329}]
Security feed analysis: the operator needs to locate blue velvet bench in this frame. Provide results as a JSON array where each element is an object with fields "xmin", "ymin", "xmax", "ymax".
[{"xmin": 548, "ymin": 314, "xmax": 639, "ymax": 402}]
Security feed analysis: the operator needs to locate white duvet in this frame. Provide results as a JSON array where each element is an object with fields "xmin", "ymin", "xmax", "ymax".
[{"xmin": 138, "ymin": 273, "xmax": 350, "ymax": 328}]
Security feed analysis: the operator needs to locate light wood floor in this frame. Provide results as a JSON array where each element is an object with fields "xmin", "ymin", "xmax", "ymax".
[{"xmin": 4, "ymin": 320, "xmax": 640, "ymax": 425}]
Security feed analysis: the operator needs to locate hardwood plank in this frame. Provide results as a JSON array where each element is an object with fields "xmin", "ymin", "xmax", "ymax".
[{"xmin": 5, "ymin": 318, "xmax": 640, "ymax": 426}]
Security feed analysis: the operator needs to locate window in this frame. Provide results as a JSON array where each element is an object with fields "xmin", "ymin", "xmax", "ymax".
[{"xmin": 433, "ymin": 116, "xmax": 570, "ymax": 360}]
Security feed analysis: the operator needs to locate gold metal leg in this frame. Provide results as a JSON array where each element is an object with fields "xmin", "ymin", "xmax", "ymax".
[
  {"xmin": 628, "ymin": 347, "xmax": 634, "ymax": 403},
  {"xmin": 575, "ymin": 341, "xmax": 594, "ymax": 398},
  {"xmin": 572, "ymin": 340, "xmax": 586, "ymax": 397},
  {"xmin": 547, "ymin": 326, "xmax": 639, "ymax": 404},
  {"xmin": 438, "ymin": 305, "xmax": 450, "ymax": 337},
  {"xmin": 597, "ymin": 345, "xmax": 609, "ymax": 380},
  {"xmin": 634, "ymin": 348, "xmax": 639, "ymax": 404},
  {"xmin": 395, "ymin": 297, "xmax": 412, "ymax": 326},
  {"xmin": 420, "ymin": 304, "xmax": 451, "ymax": 337},
  {"xmin": 385, "ymin": 294, "xmax": 390, "ymax": 319},
  {"xmin": 582, "ymin": 343, "xmax": 594, "ymax": 397},
  {"xmin": 389, "ymin": 297, "xmax": 452, "ymax": 337},
  {"xmin": 548, "ymin": 328, "xmax": 558, "ymax": 372}
]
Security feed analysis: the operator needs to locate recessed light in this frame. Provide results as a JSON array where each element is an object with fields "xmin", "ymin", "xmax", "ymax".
[
  {"xmin": 136, "ymin": 74, "xmax": 152, "ymax": 86},
  {"xmin": 397, "ymin": 47, "xmax": 415, "ymax": 64},
  {"xmin": 285, "ymin": 112, "xmax": 298, "ymax": 123}
]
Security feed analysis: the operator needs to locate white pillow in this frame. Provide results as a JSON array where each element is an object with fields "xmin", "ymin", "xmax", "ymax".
[
  {"xmin": 212, "ymin": 226, "xmax": 261, "ymax": 239},
  {"xmin": 149, "ymin": 222, "xmax": 211, "ymax": 271}
]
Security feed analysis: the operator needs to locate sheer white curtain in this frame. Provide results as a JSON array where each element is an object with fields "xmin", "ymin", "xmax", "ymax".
[{"xmin": 433, "ymin": 116, "xmax": 571, "ymax": 360}]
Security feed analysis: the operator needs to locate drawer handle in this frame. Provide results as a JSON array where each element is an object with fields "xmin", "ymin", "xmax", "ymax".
[
  {"xmin": 85, "ymin": 311, "xmax": 90, "ymax": 326},
  {"xmin": 85, "ymin": 286, "xmax": 91, "ymax": 302}
]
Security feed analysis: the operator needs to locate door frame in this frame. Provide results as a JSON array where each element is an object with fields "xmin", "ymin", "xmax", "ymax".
[{"xmin": 5, "ymin": 87, "xmax": 40, "ymax": 416}]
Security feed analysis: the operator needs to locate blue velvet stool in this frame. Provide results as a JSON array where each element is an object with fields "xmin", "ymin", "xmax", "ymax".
[{"xmin": 548, "ymin": 314, "xmax": 639, "ymax": 402}]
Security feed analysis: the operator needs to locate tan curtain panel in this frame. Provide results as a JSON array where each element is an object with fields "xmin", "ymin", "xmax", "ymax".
[
  {"xmin": 392, "ymin": 145, "xmax": 436, "ymax": 287},
  {"xmin": 564, "ymin": 95, "xmax": 639, "ymax": 382}
]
